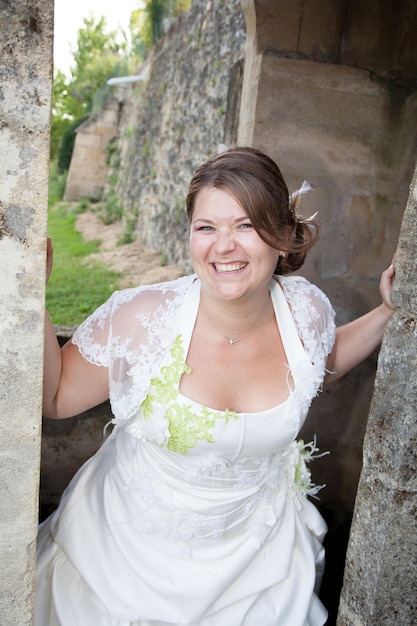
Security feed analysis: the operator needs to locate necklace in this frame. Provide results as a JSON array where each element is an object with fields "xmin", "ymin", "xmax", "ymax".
[
  {"xmin": 202, "ymin": 302, "xmax": 273, "ymax": 347},
  {"xmin": 226, "ymin": 337, "xmax": 241, "ymax": 346}
]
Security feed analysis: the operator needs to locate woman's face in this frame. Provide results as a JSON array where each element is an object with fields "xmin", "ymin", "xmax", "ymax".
[{"xmin": 189, "ymin": 186, "xmax": 280, "ymax": 302}]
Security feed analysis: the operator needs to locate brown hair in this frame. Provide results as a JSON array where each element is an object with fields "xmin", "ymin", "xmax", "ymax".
[{"xmin": 186, "ymin": 146, "xmax": 319, "ymax": 274}]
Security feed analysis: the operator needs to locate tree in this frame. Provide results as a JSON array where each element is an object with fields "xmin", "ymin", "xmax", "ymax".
[
  {"xmin": 52, "ymin": 16, "xmax": 126, "ymax": 168},
  {"xmin": 131, "ymin": 0, "xmax": 191, "ymax": 55},
  {"xmin": 68, "ymin": 16, "xmax": 126, "ymax": 118}
]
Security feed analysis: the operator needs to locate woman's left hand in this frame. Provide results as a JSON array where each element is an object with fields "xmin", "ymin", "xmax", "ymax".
[{"xmin": 379, "ymin": 256, "xmax": 397, "ymax": 314}]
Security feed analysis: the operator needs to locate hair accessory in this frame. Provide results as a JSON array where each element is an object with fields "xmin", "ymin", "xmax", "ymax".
[
  {"xmin": 301, "ymin": 211, "xmax": 319, "ymax": 223},
  {"xmin": 289, "ymin": 180, "xmax": 314, "ymax": 205},
  {"xmin": 217, "ymin": 143, "xmax": 228, "ymax": 154},
  {"xmin": 289, "ymin": 180, "xmax": 318, "ymax": 223}
]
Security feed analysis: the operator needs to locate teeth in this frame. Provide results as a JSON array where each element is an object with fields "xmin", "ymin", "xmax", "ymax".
[{"xmin": 214, "ymin": 262, "xmax": 247, "ymax": 272}]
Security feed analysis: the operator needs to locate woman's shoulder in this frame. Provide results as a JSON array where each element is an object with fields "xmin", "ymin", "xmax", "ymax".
[
  {"xmin": 277, "ymin": 274, "xmax": 333, "ymax": 310},
  {"xmin": 72, "ymin": 274, "xmax": 195, "ymax": 340},
  {"xmin": 71, "ymin": 275, "xmax": 196, "ymax": 364},
  {"xmin": 108, "ymin": 274, "xmax": 195, "ymax": 313},
  {"xmin": 279, "ymin": 275, "xmax": 336, "ymax": 353},
  {"xmin": 277, "ymin": 273, "xmax": 319, "ymax": 290}
]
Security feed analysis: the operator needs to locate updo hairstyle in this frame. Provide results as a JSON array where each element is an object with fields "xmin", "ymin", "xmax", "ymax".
[{"xmin": 186, "ymin": 146, "xmax": 319, "ymax": 275}]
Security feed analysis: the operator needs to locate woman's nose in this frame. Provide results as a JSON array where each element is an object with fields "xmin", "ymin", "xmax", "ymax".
[{"xmin": 215, "ymin": 229, "xmax": 236, "ymax": 253}]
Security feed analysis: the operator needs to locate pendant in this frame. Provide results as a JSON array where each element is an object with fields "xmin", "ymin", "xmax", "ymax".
[{"xmin": 226, "ymin": 337, "xmax": 241, "ymax": 346}]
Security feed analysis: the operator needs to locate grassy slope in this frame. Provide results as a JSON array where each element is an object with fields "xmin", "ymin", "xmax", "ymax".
[{"xmin": 46, "ymin": 204, "xmax": 120, "ymax": 326}]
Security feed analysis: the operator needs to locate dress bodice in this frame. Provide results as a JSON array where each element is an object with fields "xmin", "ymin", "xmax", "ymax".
[
  {"xmin": 124, "ymin": 277, "xmax": 316, "ymax": 459},
  {"xmin": 174, "ymin": 391, "xmax": 299, "ymax": 461}
]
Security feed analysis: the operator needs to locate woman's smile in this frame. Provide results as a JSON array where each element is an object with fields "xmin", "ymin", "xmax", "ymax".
[{"xmin": 212, "ymin": 262, "xmax": 248, "ymax": 273}]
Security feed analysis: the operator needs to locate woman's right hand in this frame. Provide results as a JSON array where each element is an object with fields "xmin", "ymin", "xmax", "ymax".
[{"xmin": 46, "ymin": 237, "xmax": 53, "ymax": 285}]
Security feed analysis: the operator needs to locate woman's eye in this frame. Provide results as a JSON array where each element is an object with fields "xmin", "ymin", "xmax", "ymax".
[
  {"xmin": 239, "ymin": 223, "xmax": 253, "ymax": 229},
  {"xmin": 197, "ymin": 225, "xmax": 214, "ymax": 231}
]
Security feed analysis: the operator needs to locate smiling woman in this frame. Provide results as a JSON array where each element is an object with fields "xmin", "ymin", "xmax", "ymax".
[{"xmin": 36, "ymin": 146, "xmax": 396, "ymax": 626}]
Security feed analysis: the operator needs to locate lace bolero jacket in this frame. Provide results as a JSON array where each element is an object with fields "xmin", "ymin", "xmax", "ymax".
[{"xmin": 71, "ymin": 274, "xmax": 336, "ymax": 425}]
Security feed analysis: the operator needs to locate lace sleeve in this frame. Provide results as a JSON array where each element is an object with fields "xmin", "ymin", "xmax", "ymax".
[
  {"xmin": 71, "ymin": 293, "xmax": 116, "ymax": 367},
  {"xmin": 71, "ymin": 275, "xmax": 194, "ymax": 421},
  {"xmin": 280, "ymin": 276, "xmax": 336, "ymax": 367}
]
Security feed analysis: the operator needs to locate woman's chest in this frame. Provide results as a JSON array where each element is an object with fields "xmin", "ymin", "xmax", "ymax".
[{"xmin": 180, "ymin": 334, "xmax": 292, "ymax": 414}]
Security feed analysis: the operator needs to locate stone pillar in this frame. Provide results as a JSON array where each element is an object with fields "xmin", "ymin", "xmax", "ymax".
[
  {"xmin": 337, "ymin": 166, "xmax": 417, "ymax": 625},
  {"xmin": 0, "ymin": 1, "xmax": 53, "ymax": 624},
  {"xmin": 237, "ymin": 2, "xmax": 417, "ymax": 618}
]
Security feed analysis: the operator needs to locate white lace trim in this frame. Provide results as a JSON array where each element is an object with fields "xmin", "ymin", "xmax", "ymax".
[{"xmin": 280, "ymin": 276, "xmax": 336, "ymax": 371}]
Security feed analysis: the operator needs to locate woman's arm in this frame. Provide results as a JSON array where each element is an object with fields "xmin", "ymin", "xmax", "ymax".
[
  {"xmin": 43, "ymin": 239, "xmax": 109, "ymax": 419},
  {"xmin": 325, "ymin": 263, "xmax": 396, "ymax": 383}
]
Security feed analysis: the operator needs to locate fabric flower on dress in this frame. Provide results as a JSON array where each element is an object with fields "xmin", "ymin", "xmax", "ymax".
[
  {"xmin": 125, "ymin": 401, "xmax": 171, "ymax": 446},
  {"xmin": 284, "ymin": 438, "xmax": 329, "ymax": 507},
  {"xmin": 140, "ymin": 402, "xmax": 171, "ymax": 446},
  {"xmin": 290, "ymin": 359, "xmax": 324, "ymax": 406}
]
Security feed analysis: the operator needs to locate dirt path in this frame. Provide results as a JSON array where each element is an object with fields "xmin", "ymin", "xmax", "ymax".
[{"xmin": 76, "ymin": 211, "xmax": 184, "ymax": 289}]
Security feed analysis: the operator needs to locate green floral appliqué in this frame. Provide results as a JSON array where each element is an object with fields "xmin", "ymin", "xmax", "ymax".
[
  {"xmin": 140, "ymin": 335, "xmax": 238, "ymax": 454},
  {"xmin": 293, "ymin": 438, "xmax": 329, "ymax": 497}
]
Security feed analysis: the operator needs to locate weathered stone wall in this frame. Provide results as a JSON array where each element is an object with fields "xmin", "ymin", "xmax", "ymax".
[
  {"xmin": 337, "ymin": 165, "xmax": 417, "ymax": 626},
  {"xmin": 113, "ymin": 0, "xmax": 246, "ymax": 270},
  {"xmin": 41, "ymin": 401, "xmax": 112, "ymax": 520},
  {"xmin": 0, "ymin": 0, "xmax": 53, "ymax": 623}
]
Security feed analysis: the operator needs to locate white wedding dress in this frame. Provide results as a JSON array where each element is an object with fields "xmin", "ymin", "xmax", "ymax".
[{"xmin": 36, "ymin": 276, "xmax": 335, "ymax": 625}]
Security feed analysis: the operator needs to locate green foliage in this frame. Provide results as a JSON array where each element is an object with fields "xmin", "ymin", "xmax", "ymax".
[
  {"xmin": 100, "ymin": 191, "xmax": 123, "ymax": 224},
  {"xmin": 130, "ymin": 0, "xmax": 191, "ymax": 57},
  {"xmin": 46, "ymin": 204, "xmax": 120, "ymax": 325},
  {"xmin": 75, "ymin": 197, "xmax": 92, "ymax": 213},
  {"xmin": 70, "ymin": 16, "xmax": 125, "ymax": 115},
  {"xmin": 125, "ymin": 126, "xmax": 136, "ymax": 138},
  {"xmin": 50, "ymin": 69, "xmax": 73, "ymax": 161},
  {"xmin": 118, "ymin": 216, "xmax": 136, "ymax": 245},
  {"xmin": 104, "ymin": 138, "xmax": 119, "ymax": 166},
  {"xmin": 145, "ymin": 0, "xmax": 167, "ymax": 46},
  {"xmin": 142, "ymin": 139, "xmax": 151, "ymax": 158},
  {"xmin": 48, "ymin": 161, "xmax": 68, "ymax": 206},
  {"xmin": 175, "ymin": 198, "xmax": 185, "ymax": 225},
  {"xmin": 98, "ymin": 142, "xmax": 124, "ymax": 224},
  {"xmin": 173, "ymin": 0, "xmax": 192, "ymax": 15}
]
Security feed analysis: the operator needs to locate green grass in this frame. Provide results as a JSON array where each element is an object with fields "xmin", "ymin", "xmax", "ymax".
[{"xmin": 47, "ymin": 204, "xmax": 121, "ymax": 326}]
